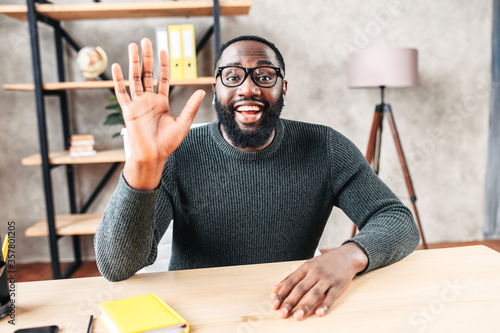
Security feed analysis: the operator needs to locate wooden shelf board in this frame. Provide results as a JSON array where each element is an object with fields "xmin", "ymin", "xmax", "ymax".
[
  {"xmin": 3, "ymin": 76, "xmax": 215, "ymax": 91},
  {"xmin": 25, "ymin": 214, "xmax": 102, "ymax": 237},
  {"xmin": 0, "ymin": 5, "xmax": 26, "ymax": 21},
  {"xmin": 22, "ymin": 148, "xmax": 125, "ymax": 166},
  {"xmin": 0, "ymin": 1, "xmax": 251, "ymax": 21}
]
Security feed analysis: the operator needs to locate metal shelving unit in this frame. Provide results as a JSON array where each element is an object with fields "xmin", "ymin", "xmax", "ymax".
[{"xmin": 0, "ymin": 0, "xmax": 251, "ymax": 279}]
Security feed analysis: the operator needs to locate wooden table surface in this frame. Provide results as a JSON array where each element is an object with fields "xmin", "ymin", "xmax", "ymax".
[{"xmin": 2, "ymin": 245, "xmax": 500, "ymax": 332}]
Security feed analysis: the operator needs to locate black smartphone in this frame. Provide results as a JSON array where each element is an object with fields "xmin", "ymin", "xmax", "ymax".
[{"xmin": 14, "ymin": 326, "xmax": 58, "ymax": 333}]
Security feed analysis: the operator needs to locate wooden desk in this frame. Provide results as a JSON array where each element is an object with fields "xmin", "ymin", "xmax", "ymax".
[{"xmin": 2, "ymin": 245, "xmax": 500, "ymax": 332}]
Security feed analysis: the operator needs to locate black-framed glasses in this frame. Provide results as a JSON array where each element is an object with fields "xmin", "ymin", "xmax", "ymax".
[{"xmin": 216, "ymin": 66, "xmax": 284, "ymax": 88}]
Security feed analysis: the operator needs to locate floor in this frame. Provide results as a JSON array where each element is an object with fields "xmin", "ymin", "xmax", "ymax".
[{"xmin": 15, "ymin": 239, "xmax": 500, "ymax": 282}]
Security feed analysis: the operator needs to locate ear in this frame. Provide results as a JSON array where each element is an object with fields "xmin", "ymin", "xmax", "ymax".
[
  {"xmin": 212, "ymin": 81, "xmax": 216, "ymax": 93},
  {"xmin": 282, "ymin": 80, "xmax": 288, "ymax": 97}
]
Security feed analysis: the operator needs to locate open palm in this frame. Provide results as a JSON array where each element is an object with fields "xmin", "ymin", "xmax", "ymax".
[{"xmin": 112, "ymin": 38, "xmax": 205, "ymax": 190}]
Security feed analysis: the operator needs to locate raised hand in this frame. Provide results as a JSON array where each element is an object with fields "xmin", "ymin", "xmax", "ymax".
[
  {"xmin": 272, "ymin": 242, "xmax": 368, "ymax": 320},
  {"xmin": 112, "ymin": 38, "xmax": 206, "ymax": 190}
]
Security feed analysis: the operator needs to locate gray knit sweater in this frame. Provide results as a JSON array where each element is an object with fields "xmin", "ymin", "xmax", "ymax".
[{"xmin": 95, "ymin": 119, "xmax": 420, "ymax": 282}]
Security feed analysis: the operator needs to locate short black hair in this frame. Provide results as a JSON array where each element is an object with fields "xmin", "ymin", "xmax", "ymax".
[{"xmin": 213, "ymin": 35, "xmax": 285, "ymax": 75}]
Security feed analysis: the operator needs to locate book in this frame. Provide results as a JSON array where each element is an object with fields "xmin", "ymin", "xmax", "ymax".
[
  {"xmin": 70, "ymin": 134, "xmax": 94, "ymax": 141},
  {"xmin": 69, "ymin": 150, "xmax": 97, "ymax": 157},
  {"xmin": 98, "ymin": 293, "xmax": 189, "ymax": 333},
  {"xmin": 70, "ymin": 134, "xmax": 95, "ymax": 146}
]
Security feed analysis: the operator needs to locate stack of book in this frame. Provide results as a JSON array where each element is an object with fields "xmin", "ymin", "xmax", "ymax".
[{"xmin": 69, "ymin": 134, "xmax": 96, "ymax": 157}]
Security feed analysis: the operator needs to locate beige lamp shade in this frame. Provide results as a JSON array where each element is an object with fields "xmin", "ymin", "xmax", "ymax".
[{"xmin": 347, "ymin": 47, "xmax": 418, "ymax": 88}]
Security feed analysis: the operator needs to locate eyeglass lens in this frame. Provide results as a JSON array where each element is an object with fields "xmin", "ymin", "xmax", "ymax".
[{"xmin": 220, "ymin": 67, "xmax": 278, "ymax": 87}]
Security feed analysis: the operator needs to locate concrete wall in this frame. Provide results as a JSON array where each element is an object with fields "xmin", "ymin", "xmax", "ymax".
[{"xmin": 0, "ymin": 0, "xmax": 492, "ymax": 263}]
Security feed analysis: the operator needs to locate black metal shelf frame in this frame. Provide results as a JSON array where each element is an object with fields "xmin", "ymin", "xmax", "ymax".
[{"xmin": 25, "ymin": 0, "xmax": 222, "ymax": 279}]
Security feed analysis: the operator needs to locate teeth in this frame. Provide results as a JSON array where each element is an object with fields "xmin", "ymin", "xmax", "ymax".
[{"xmin": 237, "ymin": 105, "xmax": 261, "ymax": 112}]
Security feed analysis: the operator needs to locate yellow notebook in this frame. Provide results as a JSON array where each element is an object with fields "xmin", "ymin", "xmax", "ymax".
[{"xmin": 98, "ymin": 293, "xmax": 189, "ymax": 333}]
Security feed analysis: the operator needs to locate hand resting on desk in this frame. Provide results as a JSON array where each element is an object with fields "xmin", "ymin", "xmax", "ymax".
[{"xmin": 272, "ymin": 242, "xmax": 368, "ymax": 321}]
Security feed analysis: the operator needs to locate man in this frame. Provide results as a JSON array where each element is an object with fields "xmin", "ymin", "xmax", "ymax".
[{"xmin": 95, "ymin": 35, "xmax": 420, "ymax": 321}]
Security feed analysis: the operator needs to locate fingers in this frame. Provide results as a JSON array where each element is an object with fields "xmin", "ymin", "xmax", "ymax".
[
  {"xmin": 274, "ymin": 274, "xmax": 332, "ymax": 321},
  {"xmin": 272, "ymin": 266, "xmax": 308, "ymax": 317},
  {"xmin": 157, "ymin": 50, "xmax": 170, "ymax": 97},
  {"xmin": 176, "ymin": 89, "xmax": 206, "ymax": 127},
  {"xmin": 128, "ymin": 42, "xmax": 143, "ymax": 99},
  {"xmin": 111, "ymin": 63, "xmax": 132, "ymax": 108},
  {"xmin": 316, "ymin": 288, "xmax": 338, "ymax": 317},
  {"xmin": 272, "ymin": 280, "xmax": 285, "ymax": 294},
  {"xmin": 293, "ymin": 282, "xmax": 333, "ymax": 320},
  {"xmin": 141, "ymin": 38, "xmax": 155, "ymax": 93},
  {"xmin": 278, "ymin": 279, "xmax": 318, "ymax": 319}
]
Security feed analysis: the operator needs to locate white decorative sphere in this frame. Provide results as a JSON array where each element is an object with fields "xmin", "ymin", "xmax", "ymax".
[{"xmin": 76, "ymin": 46, "xmax": 107, "ymax": 78}]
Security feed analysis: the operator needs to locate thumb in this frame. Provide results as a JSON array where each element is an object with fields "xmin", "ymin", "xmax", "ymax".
[{"xmin": 177, "ymin": 90, "xmax": 206, "ymax": 127}]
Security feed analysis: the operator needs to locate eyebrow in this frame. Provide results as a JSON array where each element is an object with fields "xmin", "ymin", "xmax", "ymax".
[
  {"xmin": 223, "ymin": 60, "xmax": 277, "ymax": 67},
  {"xmin": 256, "ymin": 60, "xmax": 275, "ymax": 66}
]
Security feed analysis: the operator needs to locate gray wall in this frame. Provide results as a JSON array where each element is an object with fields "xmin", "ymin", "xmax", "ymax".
[{"xmin": 0, "ymin": 0, "xmax": 492, "ymax": 262}]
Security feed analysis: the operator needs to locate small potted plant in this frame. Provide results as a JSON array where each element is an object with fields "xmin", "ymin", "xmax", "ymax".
[
  {"xmin": 104, "ymin": 95, "xmax": 130, "ymax": 160},
  {"xmin": 104, "ymin": 95, "xmax": 124, "ymax": 138}
]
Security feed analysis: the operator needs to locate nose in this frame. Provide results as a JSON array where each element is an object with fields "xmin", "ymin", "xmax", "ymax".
[{"xmin": 236, "ymin": 74, "xmax": 261, "ymax": 98}]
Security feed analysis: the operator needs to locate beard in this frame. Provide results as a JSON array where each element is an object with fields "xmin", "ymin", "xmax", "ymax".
[{"xmin": 214, "ymin": 94, "xmax": 284, "ymax": 149}]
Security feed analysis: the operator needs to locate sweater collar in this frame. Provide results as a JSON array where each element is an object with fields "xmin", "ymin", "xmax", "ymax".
[{"xmin": 209, "ymin": 118, "xmax": 284, "ymax": 160}]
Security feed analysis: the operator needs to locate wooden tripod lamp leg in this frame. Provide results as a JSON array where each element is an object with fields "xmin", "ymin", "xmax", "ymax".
[
  {"xmin": 366, "ymin": 108, "xmax": 385, "ymax": 173},
  {"xmin": 384, "ymin": 106, "xmax": 428, "ymax": 249}
]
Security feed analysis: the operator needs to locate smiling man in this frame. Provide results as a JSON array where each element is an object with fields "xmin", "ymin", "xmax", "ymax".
[
  {"xmin": 95, "ymin": 35, "xmax": 420, "ymax": 321},
  {"xmin": 212, "ymin": 37, "xmax": 285, "ymax": 150}
]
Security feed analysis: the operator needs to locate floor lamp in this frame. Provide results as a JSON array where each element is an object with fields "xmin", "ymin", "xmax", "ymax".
[{"xmin": 347, "ymin": 47, "xmax": 427, "ymax": 249}]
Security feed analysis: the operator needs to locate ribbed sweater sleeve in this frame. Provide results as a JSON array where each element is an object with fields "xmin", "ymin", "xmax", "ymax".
[
  {"xmin": 94, "ymin": 173, "xmax": 173, "ymax": 281},
  {"xmin": 326, "ymin": 129, "xmax": 420, "ymax": 272}
]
